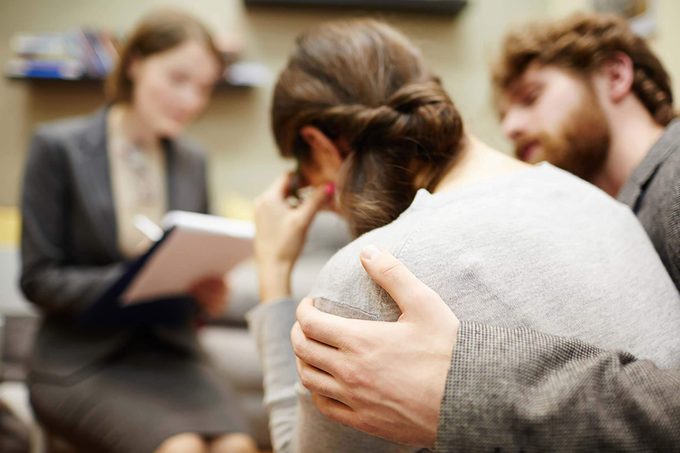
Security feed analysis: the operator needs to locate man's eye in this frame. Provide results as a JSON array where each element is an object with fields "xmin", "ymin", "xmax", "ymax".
[{"xmin": 521, "ymin": 89, "xmax": 540, "ymax": 106}]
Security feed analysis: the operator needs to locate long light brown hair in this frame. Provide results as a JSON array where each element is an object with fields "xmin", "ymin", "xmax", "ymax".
[
  {"xmin": 272, "ymin": 19, "xmax": 465, "ymax": 237},
  {"xmin": 105, "ymin": 9, "xmax": 224, "ymax": 103}
]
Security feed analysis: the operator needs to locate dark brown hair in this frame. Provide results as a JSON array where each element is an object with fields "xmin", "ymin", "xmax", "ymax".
[
  {"xmin": 272, "ymin": 19, "xmax": 465, "ymax": 237},
  {"xmin": 105, "ymin": 9, "xmax": 224, "ymax": 103},
  {"xmin": 493, "ymin": 12, "xmax": 675, "ymax": 126}
]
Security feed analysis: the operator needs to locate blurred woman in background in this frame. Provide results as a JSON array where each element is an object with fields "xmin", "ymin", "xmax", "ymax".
[{"xmin": 20, "ymin": 9, "xmax": 256, "ymax": 453}]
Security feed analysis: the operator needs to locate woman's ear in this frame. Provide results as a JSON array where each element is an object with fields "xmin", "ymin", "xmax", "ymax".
[
  {"xmin": 300, "ymin": 126, "xmax": 344, "ymax": 170},
  {"xmin": 599, "ymin": 52, "xmax": 634, "ymax": 103}
]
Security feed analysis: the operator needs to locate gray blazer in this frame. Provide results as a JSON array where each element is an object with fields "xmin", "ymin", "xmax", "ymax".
[
  {"xmin": 437, "ymin": 321, "xmax": 680, "ymax": 451},
  {"xmin": 618, "ymin": 119, "xmax": 680, "ymax": 289},
  {"xmin": 437, "ymin": 122, "xmax": 680, "ymax": 451},
  {"xmin": 20, "ymin": 108, "xmax": 210, "ymax": 382}
]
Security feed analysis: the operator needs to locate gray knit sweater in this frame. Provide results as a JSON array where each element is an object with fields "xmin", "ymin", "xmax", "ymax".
[{"xmin": 248, "ymin": 163, "xmax": 680, "ymax": 452}]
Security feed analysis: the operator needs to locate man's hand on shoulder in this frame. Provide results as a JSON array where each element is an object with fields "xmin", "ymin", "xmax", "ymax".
[{"xmin": 291, "ymin": 246, "xmax": 459, "ymax": 447}]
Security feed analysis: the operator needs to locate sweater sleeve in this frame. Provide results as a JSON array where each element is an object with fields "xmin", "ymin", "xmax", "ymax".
[
  {"xmin": 247, "ymin": 299, "xmax": 300, "ymax": 453},
  {"xmin": 247, "ymin": 298, "xmax": 414, "ymax": 453}
]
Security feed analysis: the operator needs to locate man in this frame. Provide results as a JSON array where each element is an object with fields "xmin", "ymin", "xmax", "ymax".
[
  {"xmin": 291, "ymin": 12, "xmax": 680, "ymax": 450},
  {"xmin": 495, "ymin": 12, "xmax": 678, "ymax": 287}
]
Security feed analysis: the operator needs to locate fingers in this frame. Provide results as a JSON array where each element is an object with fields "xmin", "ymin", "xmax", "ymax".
[
  {"xmin": 296, "ymin": 185, "xmax": 330, "ymax": 228},
  {"xmin": 189, "ymin": 276, "xmax": 227, "ymax": 317},
  {"xmin": 267, "ymin": 173, "xmax": 292, "ymax": 199},
  {"xmin": 255, "ymin": 174, "xmax": 292, "ymax": 211},
  {"xmin": 296, "ymin": 357, "xmax": 348, "ymax": 404},
  {"xmin": 359, "ymin": 246, "xmax": 448, "ymax": 320},
  {"xmin": 291, "ymin": 320, "xmax": 343, "ymax": 376},
  {"xmin": 205, "ymin": 301, "xmax": 224, "ymax": 318},
  {"xmin": 257, "ymin": 173, "xmax": 328, "ymax": 234},
  {"xmin": 295, "ymin": 298, "xmax": 372, "ymax": 349},
  {"xmin": 189, "ymin": 275, "xmax": 222, "ymax": 289},
  {"xmin": 311, "ymin": 393, "xmax": 357, "ymax": 427},
  {"xmin": 198, "ymin": 293, "xmax": 224, "ymax": 317}
]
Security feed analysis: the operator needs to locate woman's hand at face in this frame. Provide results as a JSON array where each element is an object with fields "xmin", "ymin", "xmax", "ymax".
[
  {"xmin": 254, "ymin": 173, "xmax": 331, "ymax": 303},
  {"xmin": 189, "ymin": 276, "xmax": 229, "ymax": 318}
]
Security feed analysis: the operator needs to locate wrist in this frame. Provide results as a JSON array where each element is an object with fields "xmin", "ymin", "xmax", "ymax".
[{"xmin": 258, "ymin": 261, "xmax": 293, "ymax": 303}]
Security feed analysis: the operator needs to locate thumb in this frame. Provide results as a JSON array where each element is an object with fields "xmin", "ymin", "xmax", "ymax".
[{"xmin": 359, "ymin": 245, "xmax": 451, "ymax": 321}]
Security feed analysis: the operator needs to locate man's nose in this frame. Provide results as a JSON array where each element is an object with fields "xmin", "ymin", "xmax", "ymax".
[{"xmin": 500, "ymin": 109, "xmax": 526, "ymax": 142}]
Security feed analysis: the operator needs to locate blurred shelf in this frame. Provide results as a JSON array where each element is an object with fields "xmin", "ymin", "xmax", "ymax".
[
  {"xmin": 7, "ymin": 30, "xmax": 270, "ymax": 90},
  {"xmin": 6, "ymin": 61, "xmax": 271, "ymax": 89}
]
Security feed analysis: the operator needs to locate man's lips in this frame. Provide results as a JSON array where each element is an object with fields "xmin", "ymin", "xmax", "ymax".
[{"xmin": 516, "ymin": 141, "xmax": 540, "ymax": 163}]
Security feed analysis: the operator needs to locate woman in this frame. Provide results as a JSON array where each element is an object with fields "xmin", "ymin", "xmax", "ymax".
[
  {"xmin": 20, "ymin": 10, "xmax": 257, "ymax": 453},
  {"xmin": 249, "ymin": 19, "xmax": 680, "ymax": 452}
]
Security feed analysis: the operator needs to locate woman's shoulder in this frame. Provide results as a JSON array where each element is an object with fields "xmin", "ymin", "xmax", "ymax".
[
  {"xmin": 26, "ymin": 108, "xmax": 108, "ymax": 167},
  {"xmin": 309, "ymin": 216, "xmax": 418, "ymax": 322},
  {"xmin": 33, "ymin": 108, "xmax": 106, "ymax": 144}
]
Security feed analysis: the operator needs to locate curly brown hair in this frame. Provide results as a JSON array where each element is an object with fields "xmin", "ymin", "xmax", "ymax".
[
  {"xmin": 493, "ymin": 12, "xmax": 675, "ymax": 126},
  {"xmin": 272, "ymin": 19, "xmax": 465, "ymax": 237}
]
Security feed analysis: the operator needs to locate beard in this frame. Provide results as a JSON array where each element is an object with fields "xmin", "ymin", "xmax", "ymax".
[{"xmin": 516, "ymin": 89, "xmax": 611, "ymax": 183}]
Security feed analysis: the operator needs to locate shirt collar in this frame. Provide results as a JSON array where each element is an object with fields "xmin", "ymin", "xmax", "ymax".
[{"xmin": 617, "ymin": 119, "xmax": 680, "ymax": 207}]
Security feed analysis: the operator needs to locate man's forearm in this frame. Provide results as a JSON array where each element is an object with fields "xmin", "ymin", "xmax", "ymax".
[{"xmin": 437, "ymin": 322, "xmax": 680, "ymax": 451}]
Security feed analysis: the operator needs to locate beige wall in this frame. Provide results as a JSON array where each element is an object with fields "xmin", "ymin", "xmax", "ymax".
[{"xmin": 0, "ymin": 0, "xmax": 677, "ymax": 216}]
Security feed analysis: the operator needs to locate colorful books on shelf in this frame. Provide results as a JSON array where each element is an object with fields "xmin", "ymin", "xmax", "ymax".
[
  {"xmin": 6, "ymin": 29, "xmax": 120, "ymax": 80},
  {"xmin": 6, "ymin": 28, "xmax": 270, "ymax": 87},
  {"xmin": 6, "ymin": 58, "xmax": 84, "ymax": 80}
]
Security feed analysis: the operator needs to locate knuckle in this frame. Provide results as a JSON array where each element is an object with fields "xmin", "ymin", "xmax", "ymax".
[
  {"xmin": 380, "ymin": 261, "xmax": 407, "ymax": 285},
  {"xmin": 355, "ymin": 417, "xmax": 373, "ymax": 435},
  {"xmin": 343, "ymin": 331, "xmax": 368, "ymax": 353},
  {"xmin": 290, "ymin": 323, "xmax": 302, "ymax": 347},
  {"xmin": 341, "ymin": 366, "xmax": 365, "ymax": 388},
  {"xmin": 298, "ymin": 367, "xmax": 313, "ymax": 389},
  {"xmin": 291, "ymin": 336, "xmax": 309, "ymax": 361},
  {"xmin": 295, "ymin": 299, "xmax": 311, "ymax": 323},
  {"xmin": 315, "ymin": 398, "xmax": 333, "ymax": 418},
  {"xmin": 298, "ymin": 313, "xmax": 315, "ymax": 336}
]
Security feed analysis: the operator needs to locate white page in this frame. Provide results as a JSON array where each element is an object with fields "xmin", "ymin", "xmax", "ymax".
[{"xmin": 122, "ymin": 212, "xmax": 254, "ymax": 304}]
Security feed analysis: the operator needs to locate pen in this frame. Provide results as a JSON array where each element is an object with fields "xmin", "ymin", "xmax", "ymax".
[{"xmin": 133, "ymin": 214, "xmax": 164, "ymax": 242}]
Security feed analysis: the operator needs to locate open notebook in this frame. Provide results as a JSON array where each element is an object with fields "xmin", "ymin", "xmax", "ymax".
[
  {"xmin": 87, "ymin": 211, "xmax": 254, "ymax": 317},
  {"xmin": 120, "ymin": 211, "xmax": 255, "ymax": 304}
]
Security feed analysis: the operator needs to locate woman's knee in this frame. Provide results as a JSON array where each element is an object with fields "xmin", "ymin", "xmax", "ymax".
[
  {"xmin": 210, "ymin": 432, "xmax": 258, "ymax": 453},
  {"xmin": 155, "ymin": 432, "xmax": 207, "ymax": 453}
]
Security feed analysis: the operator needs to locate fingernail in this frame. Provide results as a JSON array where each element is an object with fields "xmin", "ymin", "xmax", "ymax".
[
  {"xmin": 361, "ymin": 245, "xmax": 380, "ymax": 260},
  {"xmin": 324, "ymin": 182, "xmax": 335, "ymax": 197}
]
